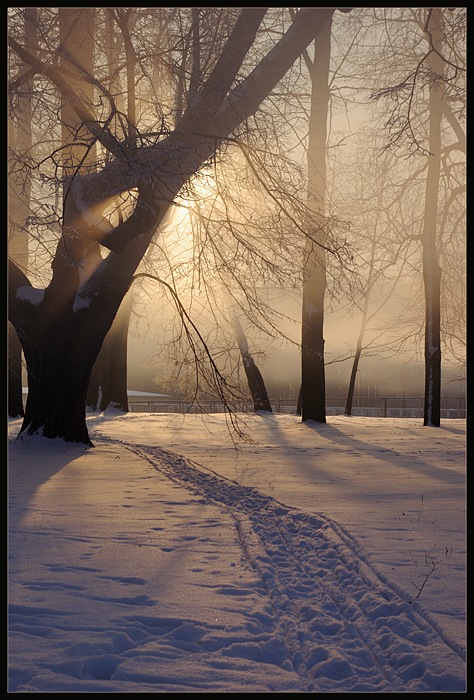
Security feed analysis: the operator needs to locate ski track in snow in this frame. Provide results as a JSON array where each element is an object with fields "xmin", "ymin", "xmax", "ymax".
[{"xmin": 95, "ymin": 435, "xmax": 465, "ymax": 693}]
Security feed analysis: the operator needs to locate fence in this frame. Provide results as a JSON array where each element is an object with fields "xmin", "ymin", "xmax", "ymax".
[{"xmin": 129, "ymin": 396, "xmax": 465, "ymax": 419}]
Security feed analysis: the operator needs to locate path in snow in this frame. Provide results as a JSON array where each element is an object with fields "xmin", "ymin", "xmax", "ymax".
[
  {"xmin": 10, "ymin": 436, "xmax": 306, "ymax": 693},
  {"xmin": 106, "ymin": 437, "xmax": 465, "ymax": 693}
]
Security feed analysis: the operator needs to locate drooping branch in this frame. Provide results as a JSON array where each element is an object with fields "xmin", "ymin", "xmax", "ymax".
[{"xmin": 132, "ymin": 271, "xmax": 250, "ymax": 439}]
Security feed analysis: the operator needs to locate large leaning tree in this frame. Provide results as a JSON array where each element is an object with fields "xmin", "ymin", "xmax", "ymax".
[{"xmin": 8, "ymin": 8, "xmax": 352, "ymax": 445}]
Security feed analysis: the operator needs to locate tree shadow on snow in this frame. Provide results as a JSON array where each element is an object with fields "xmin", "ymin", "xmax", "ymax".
[
  {"xmin": 8, "ymin": 421, "xmax": 90, "ymax": 529},
  {"xmin": 300, "ymin": 419, "xmax": 465, "ymax": 485}
]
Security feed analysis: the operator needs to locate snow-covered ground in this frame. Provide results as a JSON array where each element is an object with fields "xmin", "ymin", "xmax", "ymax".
[{"xmin": 8, "ymin": 412, "xmax": 466, "ymax": 692}]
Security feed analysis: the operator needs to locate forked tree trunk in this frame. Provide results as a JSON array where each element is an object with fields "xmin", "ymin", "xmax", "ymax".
[{"xmin": 10, "ymin": 185, "xmax": 164, "ymax": 445}]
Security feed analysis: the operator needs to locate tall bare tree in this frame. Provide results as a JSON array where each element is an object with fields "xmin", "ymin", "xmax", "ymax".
[
  {"xmin": 420, "ymin": 8, "xmax": 445, "ymax": 426},
  {"xmin": 300, "ymin": 14, "xmax": 332, "ymax": 423},
  {"xmin": 371, "ymin": 8, "xmax": 465, "ymax": 424},
  {"xmin": 8, "ymin": 8, "xmax": 345, "ymax": 445}
]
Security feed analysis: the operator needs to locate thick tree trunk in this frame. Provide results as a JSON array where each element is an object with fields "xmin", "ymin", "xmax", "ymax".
[
  {"xmin": 301, "ymin": 273, "xmax": 327, "ymax": 422},
  {"xmin": 10, "ymin": 188, "xmax": 167, "ymax": 445},
  {"xmin": 300, "ymin": 16, "xmax": 332, "ymax": 423},
  {"xmin": 19, "ymin": 251, "xmax": 142, "ymax": 446},
  {"xmin": 19, "ymin": 313, "xmax": 105, "ymax": 445},
  {"xmin": 9, "ymin": 180, "xmax": 171, "ymax": 445}
]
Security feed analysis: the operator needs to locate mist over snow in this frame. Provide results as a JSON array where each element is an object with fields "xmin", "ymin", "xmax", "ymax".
[{"xmin": 8, "ymin": 412, "xmax": 466, "ymax": 693}]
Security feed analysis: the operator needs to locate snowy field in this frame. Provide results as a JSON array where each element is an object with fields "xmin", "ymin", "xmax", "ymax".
[{"xmin": 8, "ymin": 412, "xmax": 466, "ymax": 692}]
